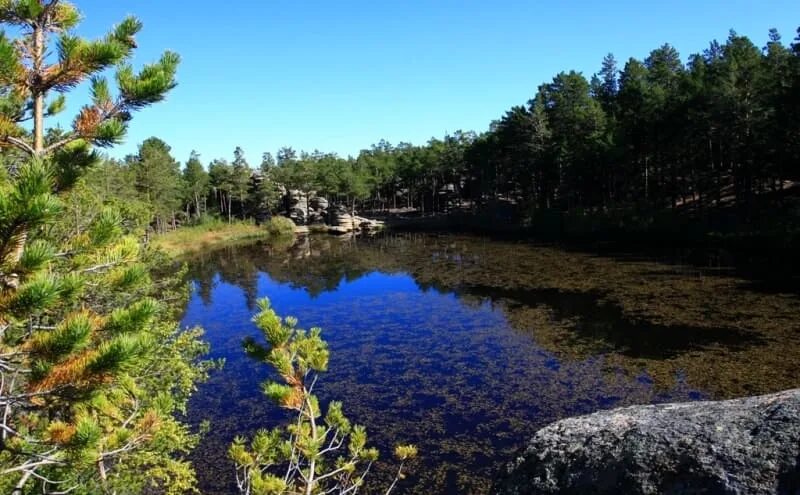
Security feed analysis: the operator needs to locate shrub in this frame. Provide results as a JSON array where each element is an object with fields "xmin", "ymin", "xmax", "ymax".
[{"xmin": 266, "ymin": 216, "xmax": 296, "ymax": 237}]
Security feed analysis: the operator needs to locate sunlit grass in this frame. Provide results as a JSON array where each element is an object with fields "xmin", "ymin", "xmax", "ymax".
[{"xmin": 150, "ymin": 219, "xmax": 278, "ymax": 257}]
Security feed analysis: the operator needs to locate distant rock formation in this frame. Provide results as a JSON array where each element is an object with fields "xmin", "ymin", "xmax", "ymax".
[
  {"xmin": 281, "ymin": 191, "xmax": 384, "ymax": 234},
  {"xmin": 327, "ymin": 204, "xmax": 354, "ymax": 231},
  {"xmin": 496, "ymin": 388, "xmax": 800, "ymax": 495},
  {"xmin": 285, "ymin": 189, "xmax": 310, "ymax": 225}
]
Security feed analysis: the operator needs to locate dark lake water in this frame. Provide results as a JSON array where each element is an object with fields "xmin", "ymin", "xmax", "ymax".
[{"xmin": 180, "ymin": 233, "xmax": 800, "ymax": 494}]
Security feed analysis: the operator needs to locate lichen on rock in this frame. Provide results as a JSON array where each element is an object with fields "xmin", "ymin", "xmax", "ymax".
[{"xmin": 497, "ymin": 389, "xmax": 800, "ymax": 495}]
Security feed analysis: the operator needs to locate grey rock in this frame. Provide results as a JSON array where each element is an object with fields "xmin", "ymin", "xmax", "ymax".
[
  {"xmin": 306, "ymin": 211, "xmax": 326, "ymax": 225},
  {"xmin": 288, "ymin": 207, "xmax": 306, "ymax": 226},
  {"xmin": 328, "ymin": 210, "xmax": 354, "ymax": 229},
  {"xmin": 354, "ymin": 215, "xmax": 385, "ymax": 231},
  {"xmin": 327, "ymin": 204, "xmax": 348, "ymax": 214},
  {"xmin": 282, "ymin": 190, "xmax": 316, "ymax": 225},
  {"xmin": 496, "ymin": 389, "xmax": 800, "ymax": 495},
  {"xmin": 327, "ymin": 226, "xmax": 352, "ymax": 235},
  {"xmin": 310, "ymin": 196, "xmax": 329, "ymax": 210}
]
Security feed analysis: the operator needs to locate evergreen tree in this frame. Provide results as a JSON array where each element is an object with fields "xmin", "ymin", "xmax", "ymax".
[
  {"xmin": 592, "ymin": 53, "xmax": 619, "ymax": 115},
  {"xmin": 209, "ymin": 158, "xmax": 234, "ymax": 222},
  {"xmin": 0, "ymin": 1, "xmax": 178, "ymax": 159},
  {"xmin": 0, "ymin": 4, "xmax": 209, "ymax": 493},
  {"xmin": 30, "ymin": 22, "xmax": 798, "ymax": 240},
  {"xmin": 0, "ymin": 0, "xmax": 178, "ymax": 264},
  {"xmin": 537, "ymin": 71, "xmax": 607, "ymax": 208},
  {"xmin": 617, "ymin": 58, "xmax": 653, "ymax": 202},
  {"xmin": 130, "ymin": 137, "xmax": 183, "ymax": 232},
  {"xmin": 260, "ymin": 152, "xmax": 276, "ymax": 174},
  {"xmin": 0, "ymin": 160, "xmax": 212, "ymax": 494},
  {"xmin": 231, "ymin": 147, "xmax": 252, "ymax": 219},
  {"xmin": 276, "ymin": 147, "xmax": 297, "ymax": 167},
  {"xmin": 183, "ymin": 151, "xmax": 209, "ymax": 221},
  {"xmin": 229, "ymin": 299, "xmax": 416, "ymax": 495}
]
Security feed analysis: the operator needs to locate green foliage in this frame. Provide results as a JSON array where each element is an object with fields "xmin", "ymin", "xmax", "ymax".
[
  {"xmin": 183, "ymin": 150, "xmax": 209, "ymax": 221},
  {"xmin": 128, "ymin": 137, "xmax": 184, "ymax": 232},
  {"xmin": 17, "ymin": 239, "xmax": 55, "ymax": 273},
  {"xmin": 265, "ymin": 215, "xmax": 296, "ymax": 238},
  {"xmin": 0, "ymin": 0, "xmax": 179, "ymax": 157},
  {"xmin": 105, "ymin": 298, "xmax": 158, "ymax": 333},
  {"xmin": 11, "ymin": 272, "xmax": 61, "ymax": 312},
  {"xmin": 0, "ymin": 162, "xmax": 60, "ymax": 266},
  {"xmin": 30, "ymin": 310, "xmax": 94, "ymax": 359},
  {"xmin": 0, "ymin": 4, "xmax": 209, "ymax": 495},
  {"xmin": 104, "ymin": 26, "xmax": 798, "ymax": 235},
  {"xmin": 0, "ymin": 158, "xmax": 212, "ymax": 492},
  {"xmin": 229, "ymin": 298, "xmax": 416, "ymax": 495}
]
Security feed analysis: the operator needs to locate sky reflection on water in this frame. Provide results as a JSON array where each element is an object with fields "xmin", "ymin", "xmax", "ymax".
[{"xmin": 179, "ymin": 235, "xmax": 737, "ymax": 494}]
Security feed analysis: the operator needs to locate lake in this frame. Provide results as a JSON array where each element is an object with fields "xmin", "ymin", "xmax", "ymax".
[{"xmin": 180, "ymin": 233, "xmax": 800, "ymax": 494}]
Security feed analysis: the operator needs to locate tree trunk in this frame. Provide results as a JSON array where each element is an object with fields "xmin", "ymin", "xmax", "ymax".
[
  {"xmin": 33, "ymin": 24, "xmax": 45, "ymax": 155},
  {"xmin": 9, "ymin": 25, "xmax": 46, "ymax": 267}
]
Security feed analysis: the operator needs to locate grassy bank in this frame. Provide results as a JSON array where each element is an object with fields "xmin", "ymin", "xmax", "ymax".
[{"xmin": 150, "ymin": 217, "xmax": 295, "ymax": 257}]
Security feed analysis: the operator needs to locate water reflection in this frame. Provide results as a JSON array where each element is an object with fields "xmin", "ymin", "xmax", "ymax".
[{"xmin": 182, "ymin": 233, "xmax": 800, "ymax": 494}]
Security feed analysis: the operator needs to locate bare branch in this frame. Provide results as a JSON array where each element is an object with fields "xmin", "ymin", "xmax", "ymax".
[{"xmin": 5, "ymin": 136, "xmax": 35, "ymax": 156}]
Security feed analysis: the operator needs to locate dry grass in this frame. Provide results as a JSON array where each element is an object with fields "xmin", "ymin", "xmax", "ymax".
[{"xmin": 150, "ymin": 221, "xmax": 273, "ymax": 257}]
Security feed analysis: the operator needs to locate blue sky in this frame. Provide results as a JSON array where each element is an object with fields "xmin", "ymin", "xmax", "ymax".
[{"xmin": 58, "ymin": 1, "xmax": 800, "ymax": 165}]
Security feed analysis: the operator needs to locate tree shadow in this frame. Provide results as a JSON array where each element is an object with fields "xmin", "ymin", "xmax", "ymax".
[{"xmin": 462, "ymin": 285, "xmax": 767, "ymax": 360}]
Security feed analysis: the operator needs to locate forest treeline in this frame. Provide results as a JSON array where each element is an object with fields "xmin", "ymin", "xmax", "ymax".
[{"xmin": 75, "ymin": 27, "xmax": 800, "ymax": 237}]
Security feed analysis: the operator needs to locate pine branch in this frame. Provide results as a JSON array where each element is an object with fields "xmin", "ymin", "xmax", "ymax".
[{"xmin": 6, "ymin": 135, "xmax": 34, "ymax": 154}]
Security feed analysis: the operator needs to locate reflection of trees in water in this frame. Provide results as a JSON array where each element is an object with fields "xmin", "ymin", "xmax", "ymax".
[
  {"xmin": 185, "ymin": 233, "xmax": 800, "ymax": 494},
  {"xmin": 186, "ymin": 233, "xmax": 800, "ymax": 399}
]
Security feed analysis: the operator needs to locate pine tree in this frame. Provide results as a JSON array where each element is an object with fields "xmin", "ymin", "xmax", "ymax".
[
  {"xmin": 209, "ymin": 158, "xmax": 234, "ymax": 222},
  {"xmin": 260, "ymin": 152, "xmax": 276, "ymax": 174},
  {"xmin": 0, "ymin": 3, "xmax": 210, "ymax": 493},
  {"xmin": 617, "ymin": 58, "xmax": 653, "ymax": 202},
  {"xmin": 593, "ymin": 53, "xmax": 619, "ymax": 115},
  {"xmin": 0, "ymin": 0, "xmax": 178, "ymax": 261},
  {"xmin": 129, "ymin": 137, "xmax": 183, "ymax": 232},
  {"xmin": 183, "ymin": 151, "xmax": 209, "ymax": 221},
  {"xmin": 231, "ymin": 147, "xmax": 252, "ymax": 219},
  {"xmin": 537, "ymin": 71, "xmax": 607, "ymax": 208},
  {"xmin": 0, "ymin": 160, "xmax": 212, "ymax": 494},
  {"xmin": 229, "ymin": 299, "xmax": 416, "ymax": 495}
]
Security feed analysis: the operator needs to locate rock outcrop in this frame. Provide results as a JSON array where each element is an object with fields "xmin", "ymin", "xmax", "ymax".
[
  {"xmin": 354, "ymin": 215, "xmax": 384, "ymax": 233},
  {"xmin": 285, "ymin": 190, "xmax": 310, "ymax": 225},
  {"xmin": 327, "ymin": 205, "xmax": 355, "ymax": 232},
  {"xmin": 497, "ymin": 389, "xmax": 800, "ymax": 495},
  {"xmin": 280, "ymin": 191, "xmax": 384, "ymax": 234}
]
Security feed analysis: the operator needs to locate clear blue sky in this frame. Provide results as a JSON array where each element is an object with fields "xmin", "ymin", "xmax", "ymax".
[{"xmin": 62, "ymin": 0, "xmax": 800, "ymax": 165}]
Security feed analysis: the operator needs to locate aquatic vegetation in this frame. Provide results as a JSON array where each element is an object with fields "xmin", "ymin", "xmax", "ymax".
[
  {"xmin": 182, "ymin": 233, "xmax": 800, "ymax": 493},
  {"xmin": 229, "ymin": 298, "xmax": 417, "ymax": 495}
]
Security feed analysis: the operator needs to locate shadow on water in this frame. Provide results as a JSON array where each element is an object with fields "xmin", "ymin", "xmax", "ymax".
[
  {"xmin": 463, "ymin": 285, "xmax": 766, "ymax": 359},
  {"xmin": 180, "ymin": 233, "xmax": 800, "ymax": 494}
]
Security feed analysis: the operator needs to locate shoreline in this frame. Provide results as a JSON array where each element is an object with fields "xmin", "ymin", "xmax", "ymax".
[{"xmin": 149, "ymin": 222, "xmax": 286, "ymax": 257}]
